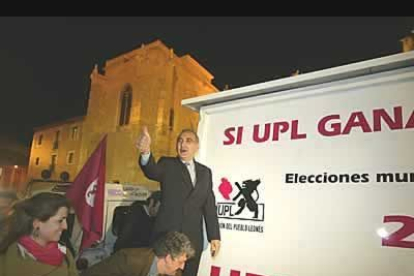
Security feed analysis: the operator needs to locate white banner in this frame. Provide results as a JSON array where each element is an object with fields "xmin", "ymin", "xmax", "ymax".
[{"xmin": 197, "ymin": 67, "xmax": 414, "ymax": 276}]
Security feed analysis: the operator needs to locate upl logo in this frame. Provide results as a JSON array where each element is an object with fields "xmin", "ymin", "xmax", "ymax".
[{"xmin": 216, "ymin": 177, "xmax": 265, "ymax": 221}]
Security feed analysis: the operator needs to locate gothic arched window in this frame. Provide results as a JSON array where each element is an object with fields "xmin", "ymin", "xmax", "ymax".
[
  {"xmin": 119, "ymin": 84, "xmax": 132, "ymax": 126},
  {"xmin": 169, "ymin": 108, "xmax": 174, "ymax": 130}
]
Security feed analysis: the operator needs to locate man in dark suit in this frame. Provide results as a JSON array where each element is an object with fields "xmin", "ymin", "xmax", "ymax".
[
  {"xmin": 136, "ymin": 127, "xmax": 221, "ymax": 276},
  {"xmin": 113, "ymin": 191, "xmax": 161, "ymax": 252},
  {"xmin": 82, "ymin": 231, "xmax": 195, "ymax": 276}
]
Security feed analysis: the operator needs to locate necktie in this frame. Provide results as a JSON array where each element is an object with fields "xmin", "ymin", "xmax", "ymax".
[{"xmin": 185, "ymin": 162, "xmax": 196, "ymax": 186}]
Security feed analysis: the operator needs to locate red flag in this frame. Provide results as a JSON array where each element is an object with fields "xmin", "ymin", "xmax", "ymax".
[{"xmin": 66, "ymin": 135, "xmax": 106, "ymax": 251}]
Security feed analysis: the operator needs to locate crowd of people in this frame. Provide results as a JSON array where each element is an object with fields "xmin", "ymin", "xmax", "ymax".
[{"xmin": 0, "ymin": 127, "xmax": 221, "ymax": 276}]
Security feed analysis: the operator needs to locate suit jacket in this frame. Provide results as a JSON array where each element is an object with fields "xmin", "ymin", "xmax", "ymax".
[
  {"xmin": 113, "ymin": 202, "xmax": 154, "ymax": 252},
  {"xmin": 0, "ymin": 242, "xmax": 78, "ymax": 276},
  {"xmin": 140, "ymin": 155, "xmax": 220, "ymax": 254},
  {"xmin": 81, "ymin": 248, "xmax": 154, "ymax": 276}
]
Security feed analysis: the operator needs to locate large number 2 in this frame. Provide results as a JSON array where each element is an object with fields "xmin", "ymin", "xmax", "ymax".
[{"xmin": 382, "ymin": 215, "xmax": 414, "ymax": 248}]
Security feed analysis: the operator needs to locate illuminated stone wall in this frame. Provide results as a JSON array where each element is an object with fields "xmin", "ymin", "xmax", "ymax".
[
  {"xmin": 79, "ymin": 40, "xmax": 218, "ymax": 190},
  {"xmin": 27, "ymin": 117, "xmax": 84, "ymax": 184}
]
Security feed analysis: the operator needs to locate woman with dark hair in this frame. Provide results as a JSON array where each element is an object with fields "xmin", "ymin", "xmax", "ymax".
[{"xmin": 0, "ymin": 192, "xmax": 78, "ymax": 276}]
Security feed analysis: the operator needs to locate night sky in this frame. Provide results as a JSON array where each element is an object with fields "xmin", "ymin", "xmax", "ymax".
[{"xmin": 1, "ymin": 16, "xmax": 413, "ymax": 146}]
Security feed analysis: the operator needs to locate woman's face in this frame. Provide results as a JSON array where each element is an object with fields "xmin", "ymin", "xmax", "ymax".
[{"xmin": 34, "ymin": 206, "xmax": 68, "ymax": 245}]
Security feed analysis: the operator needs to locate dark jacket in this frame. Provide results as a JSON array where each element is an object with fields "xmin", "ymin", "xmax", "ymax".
[
  {"xmin": 139, "ymin": 155, "xmax": 220, "ymax": 254},
  {"xmin": 113, "ymin": 202, "xmax": 154, "ymax": 252},
  {"xmin": 81, "ymin": 248, "xmax": 154, "ymax": 276},
  {"xmin": 0, "ymin": 242, "xmax": 78, "ymax": 276}
]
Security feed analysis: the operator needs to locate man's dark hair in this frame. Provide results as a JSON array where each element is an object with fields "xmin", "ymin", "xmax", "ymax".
[
  {"xmin": 152, "ymin": 231, "xmax": 195, "ymax": 260},
  {"xmin": 177, "ymin": 129, "xmax": 199, "ymax": 143}
]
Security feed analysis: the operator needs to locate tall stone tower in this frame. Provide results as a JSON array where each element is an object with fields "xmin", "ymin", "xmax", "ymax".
[{"xmin": 79, "ymin": 40, "xmax": 218, "ymax": 190}]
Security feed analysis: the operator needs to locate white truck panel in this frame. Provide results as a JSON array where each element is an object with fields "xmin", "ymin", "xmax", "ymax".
[{"xmin": 184, "ymin": 52, "xmax": 414, "ymax": 276}]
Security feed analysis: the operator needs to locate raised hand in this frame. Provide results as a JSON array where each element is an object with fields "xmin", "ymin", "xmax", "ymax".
[{"xmin": 136, "ymin": 126, "xmax": 151, "ymax": 154}]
